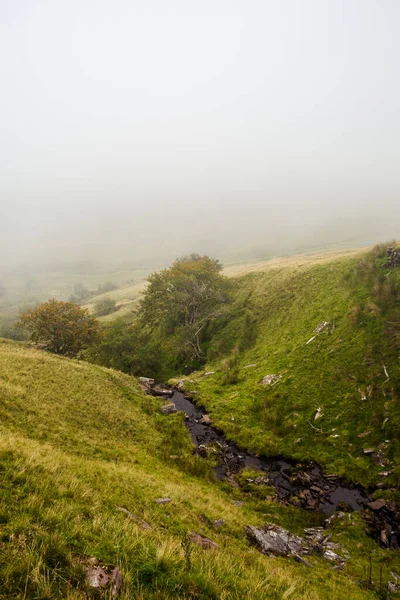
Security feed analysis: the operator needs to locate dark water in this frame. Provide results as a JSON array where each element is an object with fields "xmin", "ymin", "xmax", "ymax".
[{"xmin": 171, "ymin": 390, "xmax": 368, "ymax": 515}]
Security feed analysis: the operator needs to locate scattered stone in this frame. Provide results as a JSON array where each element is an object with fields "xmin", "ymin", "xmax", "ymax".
[
  {"xmin": 363, "ymin": 448, "xmax": 375, "ymax": 455},
  {"xmin": 293, "ymin": 554, "xmax": 314, "ymax": 568},
  {"xmin": 314, "ymin": 321, "xmax": 329, "ymax": 334},
  {"xmin": 314, "ymin": 407, "xmax": 323, "ymax": 420},
  {"xmin": 155, "ymin": 497, "xmax": 171, "ymax": 504},
  {"xmin": 138, "ymin": 377, "xmax": 155, "ymax": 393},
  {"xmin": 378, "ymin": 470, "xmax": 393, "ymax": 477},
  {"xmin": 199, "ymin": 414, "xmax": 212, "ymax": 425},
  {"xmin": 161, "ymin": 403, "xmax": 177, "ymax": 415},
  {"xmin": 85, "ymin": 563, "xmax": 123, "ymax": 597},
  {"xmin": 116, "ymin": 507, "xmax": 151, "ymax": 530},
  {"xmin": 176, "ymin": 379, "xmax": 186, "ymax": 390},
  {"xmin": 373, "ymin": 449, "xmax": 389, "ymax": 467},
  {"xmin": 388, "ymin": 582, "xmax": 399, "ymax": 594},
  {"xmin": 204, "ymin": 371, "xmax": 215, "ymax": 377},
  {"xmin": 255, "ymin": 475, "xmax": 270, "ymax": 485},
  {"xmin": 323, "ymin": 549, "xmax": 347, "ymax": 563},
  {"xmin": 358, "ymin": 431, "xmax": 371, "ymax": 438},
  {"xmin": 152, "ymin": 387, "xmax": 174, "ymax": 398},
  {"xmin": 232, "ymin": 500, "xmax": 244, "ymax": 507},
  {"xmin": 139, "ymin": 377, "xmax": 155, "ymax": 386},
  {"xmin": 213, "ymin": 519, "xmax": 225, "ymax": 528},
  {"xmin": 260, "ymin": 374, "xmax": 281, "ymax": 386},
  {"xmin": 188, "ymin": 532, "xmax": 218, "ymax": 549}
]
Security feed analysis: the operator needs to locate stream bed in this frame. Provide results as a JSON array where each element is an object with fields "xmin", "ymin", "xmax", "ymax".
[{"xmin": 168, "ymin": 389, "xmax": 399, "ymax": 548}]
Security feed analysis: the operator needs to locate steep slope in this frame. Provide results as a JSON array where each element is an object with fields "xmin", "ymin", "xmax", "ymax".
[
  {"xmin": 175, "ymin": 245, "xmax": 400, "ymax": 488},
  {"xmin": 0, "ymin": 340, "xmax": 397, "ymax": 598}
]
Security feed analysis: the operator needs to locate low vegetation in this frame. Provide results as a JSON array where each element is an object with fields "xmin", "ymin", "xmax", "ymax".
[
  {"xmin": 0, "ymin": 340, "xmax": 398, "ymax": 598},
  {"xmin": 18, "ymin": 300, "xmax": 101, "ymax": 357}
]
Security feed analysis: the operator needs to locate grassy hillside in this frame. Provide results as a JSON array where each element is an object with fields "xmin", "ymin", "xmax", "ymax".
[
  {"xmin": 83, "ymin": 281, "xmax": 148, "ymax": 323},
  {"xmin": 174, "ymin": 245, "xmax": 400, "ymax": 488},
  {"xmin": 1, "ymin": 340, "xmax": 398, "ymax": 598}
]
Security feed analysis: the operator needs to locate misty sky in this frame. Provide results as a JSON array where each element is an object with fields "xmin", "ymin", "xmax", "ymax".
[{"xmin": 1, "ymin": 0, "xmax": 400, "ymax": 269}]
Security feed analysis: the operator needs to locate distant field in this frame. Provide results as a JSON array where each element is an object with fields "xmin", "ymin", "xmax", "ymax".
[
  {"xmin": 224, "ymin": 247, "xmax": 369, "ymax": 277},
  {"xmin": 83, "ymin": 280, "xmax": 148, "ymax": 322},
  {"xmin": 84, "ymin": 247, "xmax": 371, "ymax": 324}
]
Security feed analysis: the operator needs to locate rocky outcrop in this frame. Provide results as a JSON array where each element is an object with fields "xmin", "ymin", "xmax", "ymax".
[
  {"xmin": 384, "ymin": 246, "xmax": 400, "ymax": 268},
  {"xmin": 245, "ymin": 524, "xmax": 348, "ymax": 565}
]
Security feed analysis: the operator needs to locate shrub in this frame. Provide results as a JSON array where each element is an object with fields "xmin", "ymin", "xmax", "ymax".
[
  {"xmin": 18, "ymin": 300, "xmax": 101, "ymax": 356},
  {"xmin": 94, "ymin": 297, "xmax": 117, "ymax": 316}
]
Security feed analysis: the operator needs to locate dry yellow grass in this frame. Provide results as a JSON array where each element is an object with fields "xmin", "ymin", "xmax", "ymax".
[{"xmin": 223, "ymin": 247, "xmax": 369, "ymax": 277}]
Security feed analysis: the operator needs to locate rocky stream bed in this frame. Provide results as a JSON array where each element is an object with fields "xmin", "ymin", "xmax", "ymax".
[{"xmin": 139, "ymin": 378, "xmax": 400, "ymax": 551}]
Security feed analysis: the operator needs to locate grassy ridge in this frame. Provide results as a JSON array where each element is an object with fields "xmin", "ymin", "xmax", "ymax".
[
  {"xmin": 175, "ymin": 247, "xmax": 400, "ymax": 487},
  {"xmin": 0, "ymin": 340, "xmax": 397, "ymax": 598}
]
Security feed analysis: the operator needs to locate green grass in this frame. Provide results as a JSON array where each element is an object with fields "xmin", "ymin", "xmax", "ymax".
[
  {"xmin": 1, "ymin": 340, "xmax": 398, "ymax": 598},
  {"xmin": 173, "ymin": 246, "xmax": 400, "ymax": 488}
]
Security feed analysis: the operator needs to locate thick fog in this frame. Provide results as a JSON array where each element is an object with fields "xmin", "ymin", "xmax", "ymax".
[{"xmin": 1, "ymin": 0, "xmax": 400, "ymax": 273}]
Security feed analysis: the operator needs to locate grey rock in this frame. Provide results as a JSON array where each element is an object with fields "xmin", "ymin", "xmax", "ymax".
[
  {"xmin": 213, "ymin": 519, "xmax": 225, "ymax": 527},
  {"xmin": 260, "ymin": 374, "xmax": 281, "ymax": 386},
  {"xmin": 188, "ymin": 532, "xmax": 218, "ymax": 549},
  {"xmin": 245, "ymin": 524, "xmax": 304, "ymax": 556},
  {"xmin": 161, "ymin": 403, "xmax": 177, "ymax": 415},
  {"xmin": 367, "ymin": 498, "xmax": 386, "ymax": 511},
  {"xmin": 246, "ymin": 523, "xmax": 349, "ymax": 564},
  {"xmin": 314, "ymin": 321, "xmax": 329, "ymax": 333},
  {"xmin": 86, "ymin": 564, "xmax": 123, "ymax": 597},
  {"xmin": 155, "ymin": 497, "xmax": 171, "ymax": 504},
  {"xmin": 138, "ymin": 377, "xmax": 155, "ymax": 387},
  {"xmin": 199, "ymin": 414, "xmax": 212, "ymax": 425}
]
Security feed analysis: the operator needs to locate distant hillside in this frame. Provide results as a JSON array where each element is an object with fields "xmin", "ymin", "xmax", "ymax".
[{"xmin": 0, "ymin": 340, "xmax": 397, "ymax": 598}]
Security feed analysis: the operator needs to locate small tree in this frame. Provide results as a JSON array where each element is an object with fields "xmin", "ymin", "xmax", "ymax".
[
  {"xmin": 139, "ymin": 254, "xmax": 229, "ymax": 365},
  {"xmin": 94, "ymin": 297, "xmax": 117, "ymax": 316},
  {"xmin": 18, "ymin": 299, "xmax": 101, "ymax": 357}
]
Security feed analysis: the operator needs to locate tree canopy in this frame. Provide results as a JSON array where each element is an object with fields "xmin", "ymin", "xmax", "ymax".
[
  {"xmin": 139, "ymin": 254, "xmax": 229, "ymax": 367},
  {"xmin": 18, "ymin": 299, "xmax": 100, "ymax": 357}
]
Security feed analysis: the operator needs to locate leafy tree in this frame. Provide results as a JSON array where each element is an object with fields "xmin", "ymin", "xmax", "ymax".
[
  {"xmin": 139, "ymin": 254, "xmax": 229, "ymax": 367},
  {"xmin": 18, "ymin": 299, "xmax": 100, "ymax": 357},
  {"xmin": 94, "ymin": 297, "xmax": 117, "ymax": 316}
]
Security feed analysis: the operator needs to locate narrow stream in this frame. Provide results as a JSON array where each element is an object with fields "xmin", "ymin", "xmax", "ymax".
[{"xmin": 170, "ymin": 390, "xmax": 369, "ymax": 515}]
